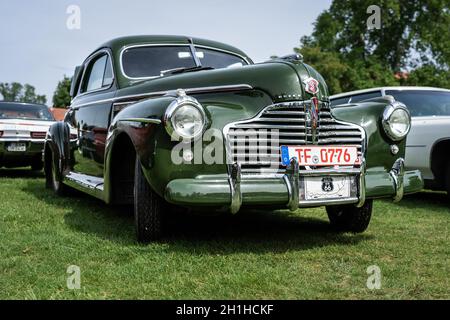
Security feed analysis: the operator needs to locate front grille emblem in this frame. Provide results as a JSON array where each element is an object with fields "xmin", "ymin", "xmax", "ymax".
[{"xmin": 307, "ymin": 97, "xmax": 319, "ymax": 144}]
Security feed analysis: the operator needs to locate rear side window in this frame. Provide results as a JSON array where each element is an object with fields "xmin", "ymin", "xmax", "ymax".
[
  {"xmin": 386, "ymin": 90, "xmax": 450, "ymax": 117},
  {"xmin": 350, "ymin": 91, "xmax": 382, "ymax": 103},
  {"xmin": 81, "ymin": 54, "xmax": 113, "ymax": 93}
]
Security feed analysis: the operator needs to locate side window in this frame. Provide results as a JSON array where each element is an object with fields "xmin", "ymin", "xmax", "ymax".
[
  {"xmin": 81, "ymin": 54, "xmax": 113, "ymax": 93},
  {"xmin": 103, "ymin": 58, "xmax": 113, "ymax": 87},
  {"xmin": 350, "ymin": 91, "xmax": 382, "ymax": 103},
  {"xmin": 330, "ymin": 96, "xmax": 350, "ymax": 106}
]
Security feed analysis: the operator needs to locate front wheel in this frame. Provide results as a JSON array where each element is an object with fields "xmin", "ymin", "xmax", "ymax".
[
  {"xmin": 326, "ymin": 200, "xmax": 373, "ymax": 233},
  {"xmin": 134, "ymin": 158, "xmax": 163, "ymax": 242}
]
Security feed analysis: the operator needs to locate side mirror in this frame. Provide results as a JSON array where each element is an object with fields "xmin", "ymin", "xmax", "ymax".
[{"xmin": 70, "ymin": 65, "xmax": 84, "ymax": 98}]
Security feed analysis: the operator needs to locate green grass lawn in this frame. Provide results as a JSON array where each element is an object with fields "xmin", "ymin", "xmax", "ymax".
[{"xmin": 0, "ymin": 168, "xmax": 448, "ymax": 300}]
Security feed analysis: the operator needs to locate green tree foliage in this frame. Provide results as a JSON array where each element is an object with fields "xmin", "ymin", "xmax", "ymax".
[
  {"xmin": 294, "ymin": 0, "xmax": 449, "ymax": 94},
  {"xmin": 0, "ymin": 82, "xmax": 47, "ymax": 104},
  {"xmin": 52, "ymin": 76, "xmax": 72, "ymax": 108}
]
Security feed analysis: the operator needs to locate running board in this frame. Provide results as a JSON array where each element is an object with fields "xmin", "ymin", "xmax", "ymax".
[{"xmin": 64, "ymin": 172, "xmax": 105, "ymax": 200}]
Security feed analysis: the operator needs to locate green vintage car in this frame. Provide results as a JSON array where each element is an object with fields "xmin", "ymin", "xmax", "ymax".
[{"xmin": 44, "ymin": 35, "xmax": 423, "ymax": 242}]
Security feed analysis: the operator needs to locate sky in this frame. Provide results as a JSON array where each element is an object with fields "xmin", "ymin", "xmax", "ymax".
[{"xmin": 0, "ymin": 0, "xmax": 332, "ymax": 105}]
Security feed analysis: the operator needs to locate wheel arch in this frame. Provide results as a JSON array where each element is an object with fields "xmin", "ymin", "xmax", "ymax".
[
  {"xmin": 429, "ymin": 138, "xmax": 450, "ymax": 188},
  {"xmin": 104, "ymin": 131, "xmax": 137, "ymax": 205}
]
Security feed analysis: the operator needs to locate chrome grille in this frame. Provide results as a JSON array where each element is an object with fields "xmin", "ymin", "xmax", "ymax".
[{"xmin": 224, "ymin": 101, "xmax": 365, "ymax": 175}]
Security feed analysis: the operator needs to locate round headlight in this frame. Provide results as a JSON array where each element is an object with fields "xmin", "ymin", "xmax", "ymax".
[
  {"xmin": 382, "ymin": 102, "xmax": 411, "ymax": 141},
  {"xmin": 164, "ymin": 94, "xmax": 206, "ymax": 141}
]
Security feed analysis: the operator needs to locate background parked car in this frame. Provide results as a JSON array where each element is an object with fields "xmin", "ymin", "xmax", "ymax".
[
  {"xmin": 331, "ymin": 87, "xmax": 450, "ymax": 197},
  {"xmin": 0, "ymin": 101, "xmax": 55, "ymax": 170}
]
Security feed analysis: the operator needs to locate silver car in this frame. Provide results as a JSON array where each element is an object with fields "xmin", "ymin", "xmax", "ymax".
[
  {"xmin": 331, "ymin": 86, "xmax": 450, "ymax": 197},
  {"xmin": 0, "ymin": 102, "xmax": 55, "ymax": 170}
]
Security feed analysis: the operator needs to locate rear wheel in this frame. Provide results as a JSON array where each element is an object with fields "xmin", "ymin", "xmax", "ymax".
[
  {"xmin": 326, "ymin": 200, "xmax": 373, "ymax": 233},
  {"xmin": 134, "ymin": 158, "xmax": 163, "ymax": 242}
]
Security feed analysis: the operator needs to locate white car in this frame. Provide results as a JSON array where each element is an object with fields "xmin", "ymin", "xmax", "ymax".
[
  {"xmin": 331, "ymin": 86, "xmax": 450, "ymax": 196},
  {"xmin": 0, "ymin": 102, "xmax": 56, "ymax": 170}
]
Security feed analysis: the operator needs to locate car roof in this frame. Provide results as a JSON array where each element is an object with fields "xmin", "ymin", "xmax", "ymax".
[
  {"xmin": 0, "ymin": 101, "xmax": 48, "ymax": 108},
  {"xmin": 95, "ymin": 35, "xmax": 252, "ymax": 63},
  {"xmin": 330, "ymin": 86, "xmax": 450, "ymax": 99}
]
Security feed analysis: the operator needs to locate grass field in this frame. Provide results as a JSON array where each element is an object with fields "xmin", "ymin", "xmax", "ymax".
[{"xmin": 0, "ymin": 168, "xmax": 448, "ymax": 300}]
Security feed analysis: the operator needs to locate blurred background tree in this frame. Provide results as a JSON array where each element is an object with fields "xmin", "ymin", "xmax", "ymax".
[
  {"xmin": 0, "ymin": 82, "xmax": 47, "ymax": 104},
  {"xmin": 52, "ymin": 76, "xmax": 72, "ymax": 108},
  {"xmin": 294, "ymin": 0, "xmax": 449, "ymax": 94}
]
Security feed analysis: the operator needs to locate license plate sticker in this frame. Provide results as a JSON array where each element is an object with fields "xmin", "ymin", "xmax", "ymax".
[
  {"xmin": 304, "ymin": 176, "xmax": 351, "ymax": 200},
  {"xmin": 281, "ymin": 145, "xmax": 359, "ymax": 166},
  {"xmin": 6, "ymin": 143, "xmax": 27, "ymax": 152}
]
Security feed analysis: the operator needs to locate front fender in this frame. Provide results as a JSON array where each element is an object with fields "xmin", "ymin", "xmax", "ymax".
[
  {"xmin": 331, "ymin": 96, "xmax": 406, "ymax": 172},
  {"xmin": 106, "ymin": 90, "xmax": 273, "ymax": 199}
]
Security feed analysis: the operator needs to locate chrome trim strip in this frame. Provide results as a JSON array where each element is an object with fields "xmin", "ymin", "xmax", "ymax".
[
  {"xmin": 117, "ymin": 118, "xmax": 162, "ymax": 124},
  {"xmin": 390, "ymin": 158, "xmax": 405, "ymax": 202},
  {"xmin": 119, "ymin": 43, "xmax": 251, "ymax": 81},
  {"xmin": 72, "ymin": 84, "xmax": 254, "ymax": 109},
  {"xmin": 228, "ymin": 163, "xmax": 242, "ymax": 214},
  {"xmin": 299, "ymin": 197, "xmax": 359, "ymax": 207}
]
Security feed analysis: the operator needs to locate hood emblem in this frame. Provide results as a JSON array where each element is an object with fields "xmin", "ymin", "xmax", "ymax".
[{"xmin": 303, "ymin": 77, "xmax": 319, "ymax": 95}]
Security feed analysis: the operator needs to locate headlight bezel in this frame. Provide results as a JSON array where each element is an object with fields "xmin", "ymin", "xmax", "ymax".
[
  {"xmin": 164, "ymin": 93, "xmax": 206, "ymax": 141},
  {"xmin": 382, "ymin": 102, "xmax": 411, "ymax": 142}
]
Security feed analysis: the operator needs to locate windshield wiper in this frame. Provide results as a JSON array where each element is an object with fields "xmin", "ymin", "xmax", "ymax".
[{"xmin": 160, "ymin": 66, "xmax": 214, "ymax": 76}]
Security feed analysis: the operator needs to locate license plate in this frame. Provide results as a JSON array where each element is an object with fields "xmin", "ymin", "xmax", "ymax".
[
  {"xmin": 304, "ymin": 176, "xmax": 351, "ymax": 200},
  {"xmin": 281, "ymin": 145, "xmax": 359, "ymax": 166},
  {"xmin": 6, "ymin": 143, "xmax": 27, "ymax": 152}
]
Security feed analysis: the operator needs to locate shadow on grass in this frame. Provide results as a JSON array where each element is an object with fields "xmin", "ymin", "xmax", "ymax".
[
  {"xmin": 21, "ymin": 178, "xmax": 376, "ymax": 253},
  {"xmin": 391, "ymin": 191, "xmax": 450, "ymax": 212},
  {"xmin": 0, "ymin": 168, "xmax": 44, "ymax": 179}
]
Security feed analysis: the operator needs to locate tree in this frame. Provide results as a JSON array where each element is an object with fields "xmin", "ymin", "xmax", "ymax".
[
  {"xmin": 294, "ymin": 0, "xmax": 450, "ymax": 94},
  {"xmin": 0, "ymin": 82, "xmax": 47, "ymax": 104},
  {"xmin": 52, "ymin": 76, "xmax": 72, "ymax": 108}
]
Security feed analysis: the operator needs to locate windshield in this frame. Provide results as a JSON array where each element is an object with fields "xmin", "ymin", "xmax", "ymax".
[
  {"xmin": 385, "ymin": 90, "xmax": 450, "ymax": 117},
  {"xmin": 121, "ymin": 45, "xmax": 248, "ymax": 78},
  {"xmin": 0, "ymin": 103, "xmax": 54, "ymax": 121}
]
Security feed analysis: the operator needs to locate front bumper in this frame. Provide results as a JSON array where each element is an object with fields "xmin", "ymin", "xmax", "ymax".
[{"xmin": 164, "ymin": 158, "xmax": 423, "ymax": 212}]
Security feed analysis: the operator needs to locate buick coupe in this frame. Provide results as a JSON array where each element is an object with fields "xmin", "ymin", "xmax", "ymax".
[{"xmin": 44, "ymin": 36, "xmax": 423, "ymax": 242}]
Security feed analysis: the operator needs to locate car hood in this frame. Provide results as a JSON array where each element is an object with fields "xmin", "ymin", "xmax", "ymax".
[{"xmin": 116, "ymin": 60, "xmax": 329, "ymax": 103}]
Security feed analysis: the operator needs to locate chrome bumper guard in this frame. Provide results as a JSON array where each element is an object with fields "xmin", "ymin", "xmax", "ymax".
[
  {"xmin": 228, "ymin": 163, "xmax": 242, "ymax": 214},
  {"xmin": 390, "ymin": 158, "xmax": 405, "ymax": 202}
]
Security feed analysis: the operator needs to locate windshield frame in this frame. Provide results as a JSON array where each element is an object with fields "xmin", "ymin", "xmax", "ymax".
[
  {"xmin": 119, "ymin": 43, "xmax": 250, "ymax": 81},
  {"xmin": 0, "ymin": 103, "xmax": 55, "ymax": 121}
]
